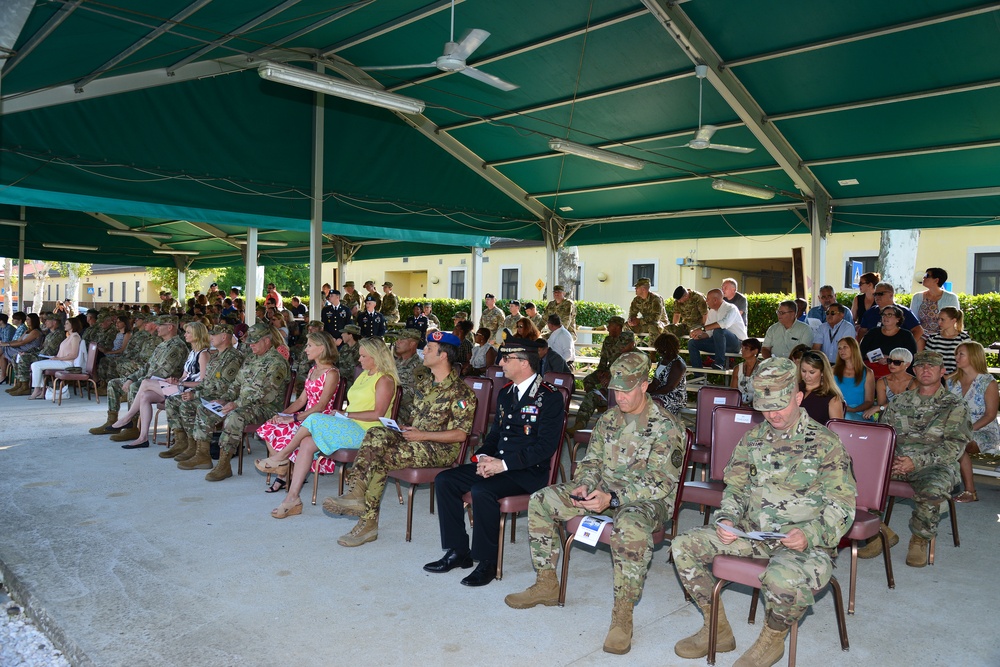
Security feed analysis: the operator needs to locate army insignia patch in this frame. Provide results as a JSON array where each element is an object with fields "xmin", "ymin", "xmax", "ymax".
[
  {"xmin": 671, "ymin": 449, "xmax": 683, "ymax": 469},
  {"xmin": 457, "ymin": 400, "xmax": 468, "ymax": 409},
  {"xmin": 749, "ymin": 464, "xmax": 758, "ymax": 476}
]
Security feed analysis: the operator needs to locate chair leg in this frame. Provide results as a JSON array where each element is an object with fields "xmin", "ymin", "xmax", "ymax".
[
  {"xmin": 884, "ymin": 496, "xmax": 895, "ymax": 525},
  {"xmin": 395, "ymin": 479, "xmax": 404, "ymax": 505},
  {"xmin": 236, "ymin": 435, "xmax": 244, "ymax": 476},
  {"xmin": 881, "ymin": 526, "xmax": 896, "ymax": 590},
  {"xmin": 405, "ymin": 484, "xmax": 416, "ymax": 542},
  {"xmin": 91, "ymin": 380, "xmax": 100, "ymax": 404},
  {"xmin": 55, "ymin": 379, "xmax": 63, "ymax": 406},
  {"xmin": 558, "ymin": 530, "xmax": 575, "ymax": 607},
  {"xmin": 928, "ymin": 536, "xmax": 936, "ymax": 565},
  {"xmin": 748, "ymin": 589, "xmax": 759, "ymax": 624},
  {"xmin": 829, "ymin": 575, "xmax": 850, "ymax": 651},
  {"xmin": 312, "ymin": 457, "xmax": 323, "ymax": 506},
  {"xmin": 788, "ymin": 620, "xmax": 798, "ymax": 667},
  {"xmin": 496, "ymin": 513, "xmax": 508, "ymax": 581},
  {"xmin": 337, "ymin": 464, "xmax": 346, "ymax": 496},
  {"xmin": 429, "ymin": 482, "xmax": 435, "ymax": 514},
  {"xmin": 708, "ymin": 578, "xmax": 727, "ymax": 666},
  {"xmin": 948, "ymin": 497, "xmax": 960, "ymax": 547},
  {"xmin": 510, "ymin": 512, "xmax": 517, "ymax": 543}
]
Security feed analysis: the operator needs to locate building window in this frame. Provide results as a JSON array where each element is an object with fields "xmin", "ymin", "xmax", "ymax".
[
  {"xmin": 500, "ymin": 267, "xmax": 519, "ymax": 300},
  {"xmin": 449, "ymin": 269, "xmax": 466, "ymax": 300},
  {"xmin": 55, "ymin": 284, "xmax": 59, "ymax": 301},
  {"xmin": 844, "ymin": 256, "xmax": 877, "ymax": 289},
  {"xmin": 629, "ymin": 260, "xmax": 658, "ymax": 290},
  {"xmin": 136, "ymin": 281, "xmax": 141, "ymax": 302},
  {"xmin": 109, "ymin": 282, "xmax": 114, "ymax": 302},
  {"xmin": 122, "ymin": 282, "xmax": 126, "ymax": 303},
  {"xmin": 974, "ymin": 252, "xmax": 1000, "ymax": 295}
]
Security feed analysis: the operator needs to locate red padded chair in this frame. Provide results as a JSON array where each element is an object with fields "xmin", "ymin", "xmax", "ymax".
[
  {"xmin": 558, "ymin": 428, "xmax": 692, "ymax": 606},
  {"xmin": 543, "ymin": 371, "xmax": 575, "ymax": 395},
  {"xmin": 386, "ymin": 377, "xmax": 492, "ymax": 541},
  {"xmin": 690, "ymin": 386, "xmax": 742, "ymax": 481},
  {"xmin": 826, "ymin": 419, "xmax": 896, "ymax": 613},
  {"xmin": 884, "ymin": 479, "xmax": 959, "ymax": 564},
  {"xmin": 53, "ymin": 342, "xmax": 100, "ymax": 405},
  {"xmin": 484, "ymin": 365, "xmax": 505, "ymax": 381},
  {"xmin": 707, "ymin": 555, "xmax": 849, "ymax": 666}
]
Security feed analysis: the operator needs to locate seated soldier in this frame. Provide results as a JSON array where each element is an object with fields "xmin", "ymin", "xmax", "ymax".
[
  {"xmin": 505, "ymin": 352, "xmax": 686, "ymax": 655},
  {"xmin": 323, "ymin": 331, "xmax": 475, "ymax": 547},
  {"xmin": 568, "ymin": 316, "xmax": 635, "ymax": 434},
  {"xmin": 393, "ymin": 327, "xmax": 430, "ymax": 424}
]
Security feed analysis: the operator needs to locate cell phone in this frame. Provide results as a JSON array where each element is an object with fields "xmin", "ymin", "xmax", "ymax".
[{"xmin": 569, "ymin": 493, "xmax": 589, "ymax": 502}]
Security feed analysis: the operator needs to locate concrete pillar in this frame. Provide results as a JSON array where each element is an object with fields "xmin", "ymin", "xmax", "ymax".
[
  {"xmin": 246, "ymin": 227, "xmax": 259, "ymax": 326},
  {"xmin": 470, "ymin": 247, "xmax": 483, "ymax": 326}
]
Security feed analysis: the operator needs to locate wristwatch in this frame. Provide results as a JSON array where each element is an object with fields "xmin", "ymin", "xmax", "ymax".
[{"xmin": 608, "ymin": 491, "xmax": 620, "ymax": 509}]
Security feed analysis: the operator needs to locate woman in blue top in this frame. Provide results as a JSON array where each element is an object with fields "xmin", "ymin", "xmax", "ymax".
[{"xmin": 833, "ymin": 337, "xmax": 874, "ymax": 421}]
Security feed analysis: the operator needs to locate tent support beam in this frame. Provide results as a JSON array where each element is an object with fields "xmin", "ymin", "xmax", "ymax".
[
  {"xmin": 246, "ymin": 228, "xmax": 259, "ymax": 326},
  {"xmin": 309, "ymin": 62, "xmax": 326, "ymax": 322},
  {"xmin": 531, "ymin": 165, "xmax": 780, "ymax": 199},
  {"xmin": 835, "ymin": 186, "xmax": 1000, "ymax": 207},
  {"xmin": 470, "ymin": 247, "xmax": 483, "ymax": 327},
  {"xmin": 808, "ymin": 193, "xmax": 831, "ymax": 304},
  {"xmin": 320, "ymin": 0, "xmax": 460, "ymax": 56}
]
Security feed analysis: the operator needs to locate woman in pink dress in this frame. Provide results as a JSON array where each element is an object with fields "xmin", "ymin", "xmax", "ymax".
[{"xmin": 256, "ymin": 332, "xmax": 340, "ymax": 493}]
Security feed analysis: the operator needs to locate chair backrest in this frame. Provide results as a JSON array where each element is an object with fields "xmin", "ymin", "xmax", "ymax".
[
  {"xmin": 74, "ymin": 341, "xmax": 88, "ymax": 368},
  {"xmin": 552, "ymin": 383, "xmax": 572, "ymax": 412},
  {"xmin": 353, "ymin": 364, "xmax": 364, "ymax": 380},
  {"xmin": 545, "ymin": 415, "xmax": 568, "ymax": 485},
  {"xmin": 485, "ymin": 365, "xmax": 505, "ymax": 381},
  {"xmin": 84, "ymin": 341, "xmax": 99, "ymax": 375},
  {"xmin": 543, "ymin": 371, "xmax": 575, "ymax": 391},
  {"xmin": 710, "ymin": 406, "xmax": 765, "ymax": 480},
  {"xmin": 389, "ymin": 384, "xmax": 404, "ymax": 421},
  {"xmin": 670, "ymin": 428, "xmax": 695, "ymax": 527},
  {"xmin": 330, "ymin": 376, "xmax": 348, "ymax": 412},
  {"xmin": 826, "ymin": 419, "xmax": 896, "ymax": 513},
  {"xmin": 463, "ymin": 376, "xmax": 494, "ymax": 446},
  {"xmin": 695, "ymin": 386, "xmax": 743, "ymax": 447}
]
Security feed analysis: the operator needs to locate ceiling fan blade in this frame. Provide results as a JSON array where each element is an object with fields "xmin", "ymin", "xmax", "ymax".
[
  {"xmin": 360, "ymin": 62, "xmax": 438, "ymax": 71},
  {"xmin": 708, "ymin": 143, "xmax": 755, "ymax": 154},
  {"xmin": 460, "ymin": 66, "xmax": 518, "ymax": 91},
  {"xmin": 450, "ymin": 28, "xmax": 490, "ymax": 61},
  {"xmin": 693, "ymin": 125, "xmax": 717, "ymax": 143}
]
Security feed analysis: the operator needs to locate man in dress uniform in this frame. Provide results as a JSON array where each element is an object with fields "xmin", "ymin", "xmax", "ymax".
[
  {"xmin": 323, "ymin": 330, "xmax": 476, "ymax": 547},
  {"xmin": 321, "ymin": 289, "xmax": 352, "ymax": 343},
  {"xmin": 405, "ymin": 304, "xmax": 429, "ymax": 342},
  {"xmin": 380, "ymin": 281, "xmax": 400, "ymax": 324},
  {"xmin": 627, "ymin": 277, "xmax": 668, "ymax": 336},
  {"xmin": 423, "ymin": 337, "xmax": 565, "ymax": 587},
  {"xmin": 479, "ymin": 293, "xmax": 506, "ymax": 341},
  {"xmin": 341, "ymin": 281, "xmax": 361, "ymax": 312},
  {"xmin": 505, "ymin": 351, "xmax": 686, "ymax": 655},
  {"xmin": 544, "ymin": 285, "xmax": 577, "ymax": 338},
  {"xmin": 357, "ymin": 294, "xmax": 386, "ymax": 338},
  {"xmin": 671, "ymin": 357, "xmax": 856, "ymax": 667}
]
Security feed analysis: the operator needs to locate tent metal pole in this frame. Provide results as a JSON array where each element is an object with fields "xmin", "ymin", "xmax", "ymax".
[
  {"xmin": 177, "ymin": 267, "xmax": 186, "ymax": 303},
  {"xmin": 809, "ymin": 193, "xmax": 831, "ymax": 305},
  {"xmin": 309, "ymin": 63, "xmax": 326, "ymax": 322},
  {"xmin": 470, "ymin": 247, "xmax": 483, "ymax": 328},
  {"xmin": 18, "ymin": 225, "xmax": 25, "ymax": 312},
  {"xmin": 246, "ymin": 227, "xmax": 259, "ymax": 326}
]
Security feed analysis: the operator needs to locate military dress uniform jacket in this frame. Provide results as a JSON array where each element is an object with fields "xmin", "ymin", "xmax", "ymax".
[
  {"xmin": 321, "ymin": 303, "xmax": 352, "ymax": 339},
  {"xmin": 476, "ymin": 374, "xmax": 564, "ymax": 485},
  {"xmin": 717, "ymin": 408, "xmax": 856, "ymax": 552},
  {"xmin": 126, "ymin": 335, "xmax": 189, "ymax": 384},
  {"xmin": 405, "ymin": 314, "xmax": 429, "ymax": 340},
  {"xmin": 357, "ymin": 310, "xmax": 387, "ymax": 338},
  {"xmin": 575, "ymin": 398, "xmax": 685, "ymax": 509}
]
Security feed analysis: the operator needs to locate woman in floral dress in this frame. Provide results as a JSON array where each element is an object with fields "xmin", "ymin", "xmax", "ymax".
[{"xmin": 947, "ymin": 341, "xmax": 1000, "ymax": 503}]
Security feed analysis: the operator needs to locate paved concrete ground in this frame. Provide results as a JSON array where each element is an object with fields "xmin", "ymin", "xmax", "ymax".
[{"xmin": 1, "ymin": 388, "xmax": 997, "ymax": 667}]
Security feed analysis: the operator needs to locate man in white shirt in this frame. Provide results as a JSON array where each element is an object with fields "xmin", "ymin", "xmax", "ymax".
[
  {"xmin": 813, "ymin": 303, "xmax": 856, "ymax": 362},
  {"xmin": 546, "ymin": 314, "xmax": 575, "ymax": 365},
  {"xmin": 762, "ymin": 300, "xmax": 815, "ymax": 359},
  {"xmin": 687, "ymin": 289, "xmax": 747, "ymax": 370}
]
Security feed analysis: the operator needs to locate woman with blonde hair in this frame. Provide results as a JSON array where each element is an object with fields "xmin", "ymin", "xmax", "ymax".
[
  {"xmin": 256, "ymin": 337, "xmax": 398, "ymax": 518},
  {"xmin": 946, "ymin": 341, "xmax": 1000, "ymax": 503},
  {"xmin": 833, "ymin": 337, "xmax": 874, "ymax": 421},
  {"xmin": 798, "ymin": 350, "xmax": 844, "ymax": 423},
  {"xmin": 923, "ymin": 307, "xmax": 970, "ymax": 374},
  {"xmin": 256, "ymin": 332, "xmax": 341, "ymax": 493},
  {"xmin": 113, "ymin": 321, "xmax": 211, "ymax": 449}
]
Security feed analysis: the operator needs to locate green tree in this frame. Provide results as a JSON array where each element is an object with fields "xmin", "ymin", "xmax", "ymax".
[
  {"xmin": 147, "ymin": 266, "xmax": 210, "ymax": 300},
  {"xmin": 214, "ymin": 263, "xmax": 312, "ymax": 297}
]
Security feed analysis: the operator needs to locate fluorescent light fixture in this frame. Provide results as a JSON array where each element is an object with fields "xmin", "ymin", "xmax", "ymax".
[
  {"xmin": 43, "ymin": 243, "xmax": 99, "ymax": 251},
  {"xmin": 711, "ymin": 179, "xmax": 776, "ymax": 200},
  {"xmin": 152, "ymin": 249, "xmax": 200, "ymax": 255},
  {"xmin": 0, "ymin": 219, "xmax": 28, "ymax": 228},
  {"xmin": 548, "ymin": 138, "xmax": 644, "ymax": 170},
  {"xmin": 236, "ymin": 239, "xmax": 289, "ymax": 247},
  {"xmin": 258, "ymin": 62, "xmax": 425, "ymax": 114},
  {"xmin": 107, "ymin": 229, "xmax": 173, "ymax": 240}
]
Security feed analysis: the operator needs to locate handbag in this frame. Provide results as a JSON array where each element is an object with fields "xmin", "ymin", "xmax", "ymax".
[{"xmin": 45, "ymin": 385, "xmax": 71, "ymax": 400}]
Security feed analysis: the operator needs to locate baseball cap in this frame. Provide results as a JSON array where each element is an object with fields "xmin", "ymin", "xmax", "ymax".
[
  {"xmin": 608, "ymin": 351, "xmax": 651, "ymax": 391},
  {"xmin": 752, "ymin": 357, "xmax": 798, "ymax": 411},
  {"xmin": 912, "ymin": 350, "xmax": 945, "ymax": 367},
  {"xmin": 246, "ymin": 322, "xmax": 271, "ymax": 343}
]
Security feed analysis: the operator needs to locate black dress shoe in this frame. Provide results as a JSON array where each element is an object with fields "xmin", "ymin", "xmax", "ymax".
[
  {"xmin": 460, "ymin": 561, "xmax": 497, "ymax": 587},
  {"xmin": 121, "ymin": 442, "xmax": 149, "ymax": 449},
  {"xmin": 423, "ymin": 549, "xmax": 474, "ymax": 573}
]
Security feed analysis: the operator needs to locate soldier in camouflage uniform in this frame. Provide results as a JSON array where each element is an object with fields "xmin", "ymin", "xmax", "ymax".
[
  {"xmin": 422, "ymin": 302, "xmax": 440, "ymax": 329},
  {"xmin": 502, "ymin": 300, "xmax": 523, "ymax": 333},
  {"xmin": 341, "ymin": 281, "xmax": 361, "ymax": 313},
  {"xmin": 479, "ymin": 293, "xmax": 506, "ymax": 342},
  {"xmin": 323, "ymin": 330, "xmax": 476, "ymax": 547},
  {"xmin": 379, "ymin": 281, "xmax": 400, "ymax": 324},
  {"xmin": 543, "ymin": 285, "xmax": 577, "ymax": 338},
  {"xmin": 666, "ymin": 285, "xmax": 708, "ymax": 337},
  {"xmin": 393, "ymin": 327, "xmax": 430, "ymax": 425},
  {"xmin": 568, "ymin": 316, "xmax": 636, "ymax": 434},
  {"xmin": 864, "ymin": 350, "xmax": 970, "ymax": 567},
  {"xmin": 338, "ymin": 325, "xmax": 362, "ymax": 389},
  {"xmin": 98, "ymin": 316, "xmax": 151, "ymax": 388},
  {"xmin": 81, "ymin": 312, "xmax": 101, "ymax": 345},
  {"xmin": 627, "ymin": 277, "xmax": 668, "ymax": 336},
  {"xmin": 14, "ymin": 313, "xmax": 65, "ymax": 384},
  {"xmin": 671, "ymin": 357, "xmax": 856, "ymax": 667},
  {"xmin": 524, "ymin": 302, "xmax": 545, "ymax": 331},
  {"xmin": 188, "ymin": 322, "xmax": 289, "ymax": 482},
  {"xmin": 93, "ymin": 316, "xmax": 189, "ymax": 442},
  {"xmin": 362, "ymin": 280, "xmax": 382, "ymax": 311},
  {"xmin": 169, "ymin": 324, "xmax": 245, "ymax": 463},
  {"xmin": 505, "ymin": 351, "xmax": 685, "ymax": 656}
]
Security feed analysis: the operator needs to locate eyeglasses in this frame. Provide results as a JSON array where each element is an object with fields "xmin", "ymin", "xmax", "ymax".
[
  {"xmin": 776, "ymin": 309, "xmax": 794, "ymax": 316},
  {"xmin": 504, "ymin": 355, "xmax": 527, "ymax": 363},
  {"xmin": 888, "ymin": 359, "xmax": 907, "ymax": 366},
  {"xmin": 881, "ymin": 313, "xmax": 898, "ymax": 319}
]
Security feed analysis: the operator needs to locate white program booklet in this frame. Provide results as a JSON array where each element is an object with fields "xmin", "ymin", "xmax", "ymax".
[
  {"xmin": 717, "ymin": 522, "xmax": 787, "ymax": 541},
  {"xmin": 379, "ymin": 417, "xmax": 404, "ymax": 432},
  {"xmin": 574, "ymin": 515, "xmax": 613, "ymax": 546},
  {"xmin": 200, "ymin": 398, "xmax": 226, "ymax": 416}
]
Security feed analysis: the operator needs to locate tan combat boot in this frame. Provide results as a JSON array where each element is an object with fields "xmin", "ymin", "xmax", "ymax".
[
  {"xmin": 905, "ymin": 535, "xmax": 929, "ymax": 567},
  {"xmin": 110, "ymin": 418, "xmax": 140, "ymax": 442},
  {"xmin": 674, "ymin": 599, "xmax": 736, "ymax": 659},
  {"xmin": 857, "ymin": 522, "xmax": 899, "ymax": 559},
  {"xmin": 603, "ymin": 598, "xmax": 634, "ymax": 654},
  {"xmin": 5, "ymin": 380, "xmax": 24, "ymax": 394},
  {"xmin": 322, "ymin": 479, "xmax": 368, "ymax": 516},
  {"xmin": 504, "ymin": 569, "xmax": 560, "ymax": 609},
  {"xmin": 177, "ymin": 440, "xmax": 213, "ymax": 470},
  {"xmin": 733, "ymin": 620, "xmax": 789, "ymax": 667},
  {"xmin": 173, "ymin": 431, "xmax": 199, "ymax": 463},
  {"xmin": 159, "ymin": 430, "xmax": 190, "ymax": 459},
  {"xmin": 205, "ymin": 449, "xmax": 233, "ymax": 481},
  {"xmin": 89, "ymin": 410, "xmax": 119, "ymax": 435},
  {"xmin": 337, "ymin": 516, "xmax": 379, "ymax": 547},
  {"xmin": 10, "ymin": 382, "xmax": 32, "ymax": 396}
]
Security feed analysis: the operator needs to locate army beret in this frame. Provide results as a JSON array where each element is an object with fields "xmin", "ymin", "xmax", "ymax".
[
  {"xmin": 485, "ymin": 293, "xmax": 496, "ymax": 299},
  {"xmin": 509, "ymin": 299, "xmax": 520, "ymax": 306},
  {"xmin": 427, "ymin": 330, "xmax": 461, "ymax": 347}
]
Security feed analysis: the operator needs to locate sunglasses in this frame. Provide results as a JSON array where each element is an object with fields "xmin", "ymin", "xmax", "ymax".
[
  {"xmin": 888, "ymin": 359, "xmax": 907, "ymax": 366},
  {"xmin": 873, "ymin": 291, "xmax": 888, "ymax": 297}
]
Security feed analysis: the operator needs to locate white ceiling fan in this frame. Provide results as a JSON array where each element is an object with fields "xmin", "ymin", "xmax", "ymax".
[
  {"xmin": 682, "ymin": 64, "xmax": 754, "ymax": 154},
  {"xmin": 359, "ymin": 0, "xmax": 518, "ymax": 91}
]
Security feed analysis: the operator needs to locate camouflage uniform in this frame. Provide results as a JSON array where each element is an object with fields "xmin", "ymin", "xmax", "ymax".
[
  {"xmin": 424, "ymin": 312, "xmax": 441, "ymax": 329},
  {"xmin": 879, "ymin": 386, "xmax": 969, "ymax": 538},
  {"xmin": 291, "ymin": 343, "xmax": 312, "ymax": 395},
  {"xmin": 503, "ymin": 313, "xmax": 522, "ymax": 332},
  {"xmin": 347, "ymin": 370, "xmax": 476, "ymax": 522},
  {"xmin": 338, "ymin": 342, "xmax": 360, "ymax": 388},
  {"xmin": 380, "ymin": 292, "xmax": 400, "ymax": 324},
  {"xmin": 628, "ymin": 292, "xmax": 668, "ymax": 336},
  {"xmin": 529, "ymin": 313, "xmax": 546, "ymax": 331},
  {"xmin": 166, "ymin": 346, "xmax": 245, "ymax": 433},
  {"xmin": 479, "ymin": 306, "xmax": 506, "ymax": 338},
  {"xmin": 576, "ymin": 328, "xmax": 636, "ymax": 425},
  {"xmin": 671, "ymin": 407, "xmax": 856, "ymax": 627},
  {"xmin": 15, "ymin": 327, "xmax": 64, "ymax": 382},
  {"xmin": 456, "ymin": 336, "xmax": 473, "ymax": 366},
  {"xmin": 363, "ymin": 289, "xmax": 382, "ymax": 311},
  {"xmin": 666, "ymin": 290, "xmax": 708, "ymax": 337},
  {"xmin": 528, "ymin": 391, "xmax": 685, "ymax": 602},
  {"xmin": 341, "ymin": 290, "xmax": 361, "ymax": 313},
  {"xmin": 107, "ymin": 334, "xmax": 188, "ymax": 412},
  {"xmin": 192, "ymin": 346, "xmax": 289, "ymax": 454},
  {"xmin": 394, "ymin": 353, "xmax": 430, "ymax": 425},
  {"xmin": 99, "ymin": 328, "xmax": 148, "ymax": 385},
  {"xmin": 544, "ymin": 298, "xmax": 577, "ymax": 338}
]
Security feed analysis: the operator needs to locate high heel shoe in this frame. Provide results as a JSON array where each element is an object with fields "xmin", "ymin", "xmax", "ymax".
[{"xmin": 271, "ymin": 499, "xmax": 302, "ymax": 519}]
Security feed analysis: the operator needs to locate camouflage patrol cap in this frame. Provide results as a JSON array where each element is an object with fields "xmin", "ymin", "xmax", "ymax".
[
  {"xmin": 553, "ymin": 285, "xmax": 565, "ymax": 292},
  {"xmin": 363, "ymin": 280, "xmax": 375, "ymax": 287},
  {"xmin": 156, "ymin": 315, "xmax": 178, "ymax": 326},
  {"xmin": 307, "ymin": 320, "xmax": 323, "ymax": 329},
  {"xmin": 344, "ymin": 281, "xmax": 355, "ymax": 288},
  {"xmin": 912, "ymin": 350, "xmax": 945, "ymax": 367},
  {"xmin": 608, "ymin": 351, "xmax": 651, "ymax": 391},
  {"xmin": 752, "ymin": 357, "xmax": 798, "ymax": 411},
  {"xmin": 454, "ymin": 311, "xmax": 469, "ymax": 320},
  {"xmin": 343, "ymin": 324, "xmax": 361, "ymax": 336},
  {"xmin": 634, "ymin": 277, "xmax": 651, "ymax": 288},
  {"xmin": 209, "ymin": 323, "xmax": 233, "ymax": 336},
  {"xmin": 246, "ymin": 322, "xmax": 271, "ymax": 343},
  {"xmin": 397, "ymin": 327, "xmax": 422, "ymax": 341},
  {"xmin": 607, "ymin": 315, "xmax": 626, "ymax": 327}
]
